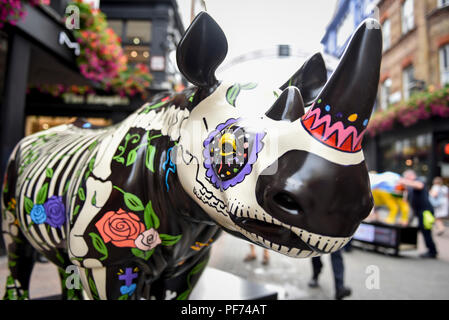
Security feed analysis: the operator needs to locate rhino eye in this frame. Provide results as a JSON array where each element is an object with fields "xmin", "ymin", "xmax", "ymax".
[{"xmin": 203, "ymin": 118, "xmax": 265, "ymax": 190}]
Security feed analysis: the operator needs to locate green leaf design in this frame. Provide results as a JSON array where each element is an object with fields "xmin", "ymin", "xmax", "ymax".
[
  {"xmin": 226, "ymin": 84, "xmax": 241, "ymax": 107},
  {"xmin": 144, "ymin": 201, "xmax": 160, "ymax": 229},
  {"xmin": 123, "ymin": 192, "xmax": 144, "ymax": 211},
  {"xmin": 91, "ymin": 192, "xmax": 97, "ymax": 206},
  {"xmin": 126, "ymin": 149, "xmax": 138, "ymax": 166},
  {"xmin": 160, "ymin": 234, "xmax": 182, "ymax": 246},
  {"xmin": 118, "ymin": 294, "xmax": 129, "ymax": 300},
  {"xmin": 45, "ymin": 168, "xmax": 53, "ymax": 179},
  {"xmin": 36, "ymin": 183, "xmax": 48, "ymax": 204},
  {"xmin": 63, "ymin": 179, "xmax": 71, "ymax": 195},
  {"xmin": 131, "ymin": 248, "xmax": 154, "ymax": 261},
  {"xmin": 73, "ymin": 204, "xmax": 80, "ymax": 217},
  {"xmin": 88, "ymin": 140, "xmax": 98, "ymax": 151},
  {"xmin": 145, "ymin": 145, "xmax": 156, "ymax": 172},
  {"xmin": 3, "ymin": 181, "xmax": 8, "ymax": 194},
  {"xmin": 78, "ymin": 187, "xmax": 86, "ymax": 201},
  {"xmin": 89, "ymin": 232, "xmax": 108, "ymax": 261},
  {"xmin": 88, "ymin": 277, "xmax": 99, "ymax": 299},
  {"xmin": 8, "ymin": 261, "xmax": 16, "ymax": 267},
  {"xmin": 24, "ymin": 197, "xmax": 34, "ymax": 214},
  {"xmin": 131, "ymin": 247, "xmax": 145, "ymax": 259}
]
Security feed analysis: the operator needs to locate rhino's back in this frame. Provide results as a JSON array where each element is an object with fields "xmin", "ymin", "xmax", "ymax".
[{"xmin": 12, "ymin": 123, "xmax": 108, "ymax": 254}]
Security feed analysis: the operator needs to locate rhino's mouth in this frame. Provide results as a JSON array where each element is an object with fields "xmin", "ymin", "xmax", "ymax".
[{"xmin": 229, "ymin": 212, "xmax": 351, "ymax": 258}]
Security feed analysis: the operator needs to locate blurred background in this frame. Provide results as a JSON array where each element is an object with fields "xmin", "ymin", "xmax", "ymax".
[{"xmin": 0, "ymin": 0, "xmax": 449, "ymax": 300}]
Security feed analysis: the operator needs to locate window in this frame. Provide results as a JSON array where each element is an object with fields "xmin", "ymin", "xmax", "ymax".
[
  {"xmin": 380, "ymin": 78, "xmax": 392, "ymax": 110},
  {"xmin": 401, "ymin": 0, "xmax": 414, "ymax": 35},
  {"xmin": 402, "ymin": 65, "xmax": 415, "ymax": 100},
  {"xmin": 440, "ymin": 44, "xmax": 449, "ymax": 86},
  {"xmin": 125, "ymin": 20, "xmax": 152, "ymax": 44},
  {"xmin": 382, "ymin": 19, "xmax": 391, "ymax": 51},
  {"xmin": 438, "ymin": 0, "xmax": 449, "ymax": 8}
]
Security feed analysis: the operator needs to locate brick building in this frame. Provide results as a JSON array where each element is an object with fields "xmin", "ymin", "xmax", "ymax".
[
  {"xmin": 378, "ymin": 0, "xmax": 449, "ymax": 110},
  {"xmin": 366, "ymin": 0, "xmax": 449, "ymax": 181}
]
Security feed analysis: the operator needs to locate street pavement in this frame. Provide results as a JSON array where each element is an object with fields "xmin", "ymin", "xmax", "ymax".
[{"xmin": 1, "ymin": 227, "xmax": 448, "ymax": 300}]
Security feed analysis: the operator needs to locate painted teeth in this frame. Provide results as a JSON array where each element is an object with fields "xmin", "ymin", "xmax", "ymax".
[{"xmin": 233, "ymin": 212, "xmax": 351, "ymax": 258}]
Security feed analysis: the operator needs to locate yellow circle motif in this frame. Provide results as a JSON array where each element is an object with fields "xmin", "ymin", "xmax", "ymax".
[{"xmin": 348, "ymin": 114, "xmax": 358, "ymax": 122}]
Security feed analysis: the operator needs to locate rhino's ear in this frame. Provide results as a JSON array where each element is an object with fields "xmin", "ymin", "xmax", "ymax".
[
  {"xmin": 280, "ymin": 53, "xmax": 327, "ymax": 106},
  {"xmin": 176, "ymin": 12, "xmax": 228, "ymax": 87}
]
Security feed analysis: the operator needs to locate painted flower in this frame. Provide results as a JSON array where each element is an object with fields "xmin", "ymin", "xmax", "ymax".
[
  {"xmin": 95, "ymin": 209, "xmax": 145, "ymax": 248},
  {"xmin": 134, "ymin": 228, "xmax": 161, "ymax": 251},
  {"xmin": 43, "ymin": 196, "xmax": 66, "ymax": 228},
  {"xmin": 203, "ymin": 118, "xmax": 265, "ymax": 190},
  {"xmin": 30, "ymin": 205, "xmax": 46, "ymax": 225}
]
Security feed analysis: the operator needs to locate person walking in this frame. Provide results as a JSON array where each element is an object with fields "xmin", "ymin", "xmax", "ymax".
[
  {"xmin": 399, "ymin": 170, "xmax": 438, "ymax": 258},
  {"xmin": 308, "ymin": 249, "xmax": 351, "ymax": 300},
  {"xmin": 244, "ymin": 244, "xmax": 270, "ymax": 265},
  {"xmin": 429, "ymin": 177, "xmax": 448, "ymax": 236}
]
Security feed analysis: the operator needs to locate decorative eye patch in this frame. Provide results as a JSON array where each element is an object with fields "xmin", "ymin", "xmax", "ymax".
[{"xmin": 203, "ymin": 118, "xmax": 265, "ymax": 190}]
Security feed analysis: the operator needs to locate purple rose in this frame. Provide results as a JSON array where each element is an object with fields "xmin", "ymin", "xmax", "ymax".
[{"xmin": 43, "ymin": 196, "xmax": 66, "ymax": 228}]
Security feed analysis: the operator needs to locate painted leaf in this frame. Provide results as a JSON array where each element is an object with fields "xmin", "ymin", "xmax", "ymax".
[
  {"xmin": 118, "ymin": 294, "xmax": 129, "ymax": 300},
  {"xmin": 160, "ymin": 234, "xmax": 182, "ymax": 246},
  {"xmin": 89, "ymin": 232, "xmax": 108, "ymax": 261},
  {"xmin": 45, "ymin": 168, "xmax": 53, "ymax": 179},
  {"xmin": 176, "ymin": 291, "xmax": 189, "ymax": 300},
  {"xmin": 63, "ymin": 179, "xmax": 71, "ymax": 195},
  {"xmin": 78, "ymin": 187, "xmax": 86, "ymax": 201},
  {"xmin": 145, "ymin": 145, "xmax": 156, "ymax": 172},
  {"xmin": 91, "ymin": 192, "xmax": 97, "ymax": 206},
  {"xmin": 124, "ymin": 192, "xmax": 144, "ymax": 211},
  {"xmin": 126, "ymin": 149, "xmax": 138, "ymax": 166},
  {"xmin": 226, "ymin": 84, "xmax": 241, "ymax": 107},
  {"xmin": 73, "ymin": 205, "xmax": 80, "ymax": 217},
  {"xmin": 36, "ymin": 183, "xmax": 48, "ymax": 204},
  {"xmin": 24, "ymin": 197, "xmax": 34, "ymax": 214},
  {"xmin": 131, "ymin": 247, "xmax": 145, "ymax": 259},
  {"xmin": 131, "ymin": 248, "xmax": 155, "ymax": 261},
  {"xmin": 144, "ymin": 201, "xmax": 160, "ymax": 230},
  {"xmin": 88, "ymin": 277, "xmax": 99, "ymax": 299}
]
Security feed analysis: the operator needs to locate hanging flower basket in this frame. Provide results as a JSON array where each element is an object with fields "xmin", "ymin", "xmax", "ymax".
[
  {"xmin": 367, "ymin": 85, "xmax": 449, "ymax": 137},
  {"xmin": 0, "ymin": 0, "xmax": 50, "ymax": 28}
]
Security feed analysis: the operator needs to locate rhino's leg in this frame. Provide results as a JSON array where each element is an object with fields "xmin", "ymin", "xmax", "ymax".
[
  {"xmin": 2, "ymin": 160, "xmax": 35, "ymax": 300},
  {"xmin": 56, "ymin": 260, "xmax": 84, "ymax": 300},
  {"xmin": 148, "ymin": 250, "xmax": 210, "ymax": 300},
  {"xmin": 78, "ymin": 262, "xmax": 142, "ymax": 300}
]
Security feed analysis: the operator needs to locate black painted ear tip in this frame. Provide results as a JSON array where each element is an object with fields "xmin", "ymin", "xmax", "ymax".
[
  {"xmin": 266, "ymin": 86, "xmax": 305, "ymax": 122},
  {"xmin": 176, "ymin": 11, "xmax": 228, "ymax": 87}
]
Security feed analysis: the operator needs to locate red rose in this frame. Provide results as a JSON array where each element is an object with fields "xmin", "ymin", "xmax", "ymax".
[{"xmin": 95, "ymin": 209, "xmax": 145, "ymax": 248}]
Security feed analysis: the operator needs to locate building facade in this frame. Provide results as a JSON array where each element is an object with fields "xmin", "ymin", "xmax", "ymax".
[
  {"xmin": 321, "ymin": 0, "xmax": 380, "ymax": 58},
  {"xmin": 370, "ymin": 0, "xmax": 449, "ymax": 181}
]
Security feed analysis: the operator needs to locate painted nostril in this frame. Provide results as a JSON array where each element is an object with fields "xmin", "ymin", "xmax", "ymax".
[{"xmin": 272, "ymin": 192, "xmax": 303, "ymax": 215}]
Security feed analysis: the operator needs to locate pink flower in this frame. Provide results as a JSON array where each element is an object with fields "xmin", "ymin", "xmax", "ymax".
[{"xmin": 134, "ymin": 228, "xmax": 161, "ymax": 251}]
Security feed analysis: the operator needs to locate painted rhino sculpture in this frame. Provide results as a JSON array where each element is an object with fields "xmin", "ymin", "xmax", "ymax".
[{"xmin": 1, "ymin": 12, "xmax": 382, "ymax": 300}]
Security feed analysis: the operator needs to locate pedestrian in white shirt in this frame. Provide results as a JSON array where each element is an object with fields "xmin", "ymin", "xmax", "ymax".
[{"xmin": 429, "ymin": 177, "xmax": 448, "ymax": 236}]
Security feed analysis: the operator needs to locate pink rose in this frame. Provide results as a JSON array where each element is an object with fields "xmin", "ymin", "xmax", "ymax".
[{"xmin": 134, "ymin": 228, "xmax": 161, "ymax": 251}]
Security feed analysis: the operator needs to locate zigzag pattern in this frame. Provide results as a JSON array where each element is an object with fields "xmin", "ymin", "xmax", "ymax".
[{"xmin": 301, "ymin": 107, "xmax": 365, "ymax": 153}]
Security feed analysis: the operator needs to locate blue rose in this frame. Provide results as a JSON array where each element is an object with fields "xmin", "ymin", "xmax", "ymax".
[{"xmin": 30, "ymin": 204, "xmax": 47, "ymax": 224}]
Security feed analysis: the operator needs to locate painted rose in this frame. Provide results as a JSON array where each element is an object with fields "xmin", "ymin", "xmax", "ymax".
[
  {"xmin": 43, "ymin": 196, "xmax": 66, "ymax": 228},
  {"xmin": 95, "ymin": 209, "xmax": 145, "ymax": 248},
  {"xmin": 134, "ymin": 228, "xmax": 161, "ymax": 251},
  {"xmin": 30, "ymin": 204, "xmax": 46, "ymax": 225}
]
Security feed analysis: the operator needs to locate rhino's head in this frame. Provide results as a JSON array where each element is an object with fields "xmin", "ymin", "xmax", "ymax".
[{"xmin": 175, "ymin": 12, "xmax": 381, "ymax": 258}]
